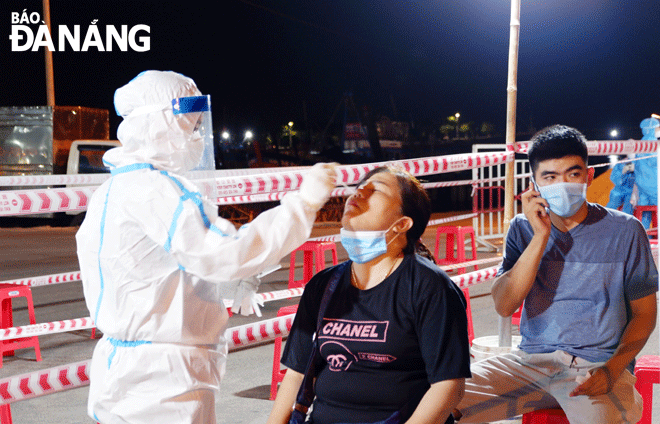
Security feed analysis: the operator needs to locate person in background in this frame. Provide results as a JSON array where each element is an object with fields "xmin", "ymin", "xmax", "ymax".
[
  {"xmin": 453, "ymin": 125, "xmax": 657, "ymax": 424},
  {"xmin": 268, "ymin": 166, "xmax": 471, "ymax": 424},
  {"xmin": 76, "ymin": 70, "xmax": 338, "ymax": 424},
  {"xmin": 631, "ymin": 116, "xmax": 659, "ymax": 228}
]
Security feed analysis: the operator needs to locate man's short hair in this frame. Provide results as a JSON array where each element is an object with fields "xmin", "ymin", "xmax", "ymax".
[{"xmin": 527, "ymin": 125, "xmax": 589, "ymax": 174}]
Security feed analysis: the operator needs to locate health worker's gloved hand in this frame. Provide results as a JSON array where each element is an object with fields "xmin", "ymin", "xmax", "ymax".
[
  {"xmin": 231, "ymin": 277, "xmax": 265, "ymax": 317},
  {"xmin": 298, "ymin": 163, "xmax": 338, "ymax": 210}
]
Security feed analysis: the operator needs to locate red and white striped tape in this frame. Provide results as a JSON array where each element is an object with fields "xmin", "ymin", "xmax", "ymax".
[
  {"xmin": 0, "ymin": 166, "xmax": 310, "ymax": 188},
  {"xmin": 0, "ymin": 360, "xmax": 91, "ymax": 405},
  {"xmin": 227, "ymin": 313, "xmax": 296, "ymax": 350},
  {"xmin": 0, "ymin": 174, "xmax": 109, "ymax": 187},
  {"xmin": 0, "ymin": 264, "xmax": 506, "ymax": 405},
  {"xmin": 215, "ymin": 187, "xmax": 355, "ymax": 206},
  {"xmin": 450, "ymin": 265, "xmax": 500, "ymax": 288},
  {"xmin": 0, "ymin": 187, "xmax": 95, "ymax": 216},
  {"xmin": 0, "ymin": 314, "xmax": 298, "ymax": 405},
  {"xmin": 0, "ymin": 318, "xmax": 95, "ymax": 341},
  {"xmin": 441, "ymin": 257, "xmax": 502, "ymax": 272},
  {"xmin": 0, "ymin": 289, "xmax": 304, "ymax": 341},
  {"xmin": 514, "ymin": 140, "xmax": 658, "ymax": 155},
  {"xmin": 0, "ymin": 271, "xmax": 82, "ymax": 287}
]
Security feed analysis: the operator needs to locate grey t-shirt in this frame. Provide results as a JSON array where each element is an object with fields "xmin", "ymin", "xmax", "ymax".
[{"xmin": 500, "ymin": 203, "xmax": 658, "ymax": 363}]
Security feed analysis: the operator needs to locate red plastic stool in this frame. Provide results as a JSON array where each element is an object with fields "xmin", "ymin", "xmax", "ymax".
[
  {"xmin": 0, "ymin": 404, "xmax": 12, "ymax": 424},
  {"xmin": 633, "ymin": 205, "xmax": 658, "ymax": 234},
  {"xmin": 288, "ymin": 241, "xmax": 338, "ymax": 289},
  {"xmin": 522, "ymin": 408, "xmax": 568, "ymax": 423},
  {"xmin": 635, "ymin": 355, "xmax": 660, "ymax": 424},
  {"xmin": 512, "ymin": 302, "xmax": 523, "ymax": 326},
  {"xmin": 270, "ymin": 304, "xmax": 298, "ymax": 400},
  {"xmin": 434, "ymin": 226, "xmax": 478, "ymax": 274},
  {"xmin": 462, "ymin": 287, "xmax": 474, "ymax": 345},
  {"xmin": 0, "ymin": 284, "xmax": 42, "ymax": 367}
]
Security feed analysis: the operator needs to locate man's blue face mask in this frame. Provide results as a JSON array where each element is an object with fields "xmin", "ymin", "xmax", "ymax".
[{"xmin": 535, "ymin": 181, "xmax": 587, "ymax": 218}]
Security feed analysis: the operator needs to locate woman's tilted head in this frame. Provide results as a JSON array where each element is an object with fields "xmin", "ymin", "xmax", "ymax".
[{"xmin": 343, "ymin": 166, "xmax": 431, "ymax": 255}]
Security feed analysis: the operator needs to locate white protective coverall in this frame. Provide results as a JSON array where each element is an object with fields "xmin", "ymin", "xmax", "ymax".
[{"xmin": 76, "ymin": 71, "xmax": 336, "ymax": 424}]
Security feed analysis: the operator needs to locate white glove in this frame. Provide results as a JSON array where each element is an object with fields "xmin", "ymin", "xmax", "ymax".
[
  {"xmin": 231, "ymin": 277, "xmax": 264, "ymax": 317},
  {"xmin": 298, "ymin": 163, "xmax": 338, "ymax": 210}
]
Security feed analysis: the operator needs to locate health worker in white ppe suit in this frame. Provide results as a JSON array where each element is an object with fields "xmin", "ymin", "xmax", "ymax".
[{"xmin": 76, "ymin": 70, "xmax": 337, "ymax": 424}]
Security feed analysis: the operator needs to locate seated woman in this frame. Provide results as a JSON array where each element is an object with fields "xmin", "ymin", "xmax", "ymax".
[{"xmin": 267, "ymin": 166, "xmax": 471, "ymax": 424}]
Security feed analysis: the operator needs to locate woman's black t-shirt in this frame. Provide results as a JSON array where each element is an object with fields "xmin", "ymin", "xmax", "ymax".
[{"xmin": 281, "ymin": 254, "xmax": 472, "ymax": 424}]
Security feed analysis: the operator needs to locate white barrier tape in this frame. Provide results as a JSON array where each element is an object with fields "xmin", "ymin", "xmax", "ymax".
[
  {"xmin": 450, "ymin": 265, "xmax": 500, "ymax": 288},
  {"xmin": 0, "ymin": 152, "xmax": 513, "ymax": 215},
  {"xmin": 215, "ymin": 187, "xmax": 355, "ymax": 206},
  {"xmin": 0, "ymin": 360, "xmax": 91, "ymax": 405},
  {"xmin": 222, "ymin": 287, "xmax": 305, "ymax": 309},
  {"xmin": 0, "ymin": 174, "xmax": 109, "ymax": 187},
  {"xmin": 0, "ymin": 187, "xmax": 95, "ymax": 217},
  {"xmin": 1, "ymin": 264, "xmax": 499, "ymax": 343},
  {"xmin": 1, "ymin": 289, "xmax": 304, "ymax": 341},
  {"xmin": 0, "ymin": 167, "xmax": 310, "ymax": 187},
  {"xmin": 0, "ymin": 313, "xmax": 299, "ymax": 405},
  {"xmin": 514, "ymin": 140, "xmax": 659, "ymax": 155},
  {"xmin": 427, "ymin": 213, "xmax": 479, "ymax": 226},
  {"xmin": 0, "ymin": 271, "xmax": 82, "ymax": 287},
  {"xmin": 227, "ymin": 313, "xmax": 295, "ymax": 350},
  {"xmin": 0, "ymin": 139, "xmax": 655, "ymax": 189},
  {"xmin": 440, "ymin": 257, "xmax": 503, "ymax": 272},
  {"xmin": 0, "ymin": 318, "xmax": 95, "ymax": 341},
  {"xmin": 0, "ymin": 266, "xmax": 504, "ymax": 405},
  {"xmin": 205, "ymin": 151, "xmax": 514, "ymax": 200}
]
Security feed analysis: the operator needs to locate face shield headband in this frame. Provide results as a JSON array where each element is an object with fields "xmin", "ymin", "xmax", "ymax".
[{"xmin": 172, "ymin": 95, "xmax": 215, "ymax": 171}]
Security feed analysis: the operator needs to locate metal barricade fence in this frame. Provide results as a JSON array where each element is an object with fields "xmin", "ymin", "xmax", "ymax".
[{"xmin": 471, "ymin": 144, "xmax": 531, "ymax": 251}]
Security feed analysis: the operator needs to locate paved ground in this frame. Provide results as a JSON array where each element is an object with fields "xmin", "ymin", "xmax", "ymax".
[{"xmin": 1, "ymin": 214, "xmax": 658, "ymax": 423}]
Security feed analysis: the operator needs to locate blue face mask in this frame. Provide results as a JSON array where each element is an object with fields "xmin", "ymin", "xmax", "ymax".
[
  {"xmin": 537, "ymin": 182, "xmax": 587, "ymax": 218},
  {"xmin": 340, "ymin": 227, "xmax": 399, "ymax": 264}
]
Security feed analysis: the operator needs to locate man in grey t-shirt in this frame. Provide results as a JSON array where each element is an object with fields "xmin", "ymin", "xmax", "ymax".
[{"xmin": 454, "ymin": 125, "xmax": 658, "ymax": 424}]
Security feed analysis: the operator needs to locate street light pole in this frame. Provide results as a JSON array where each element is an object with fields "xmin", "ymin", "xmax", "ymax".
[
  {"xmin": 455, "ymin": 113, "xmax": 460, "ymax": 139},
  {"xmin": 288, "ymin": 121, "xmax": 294, "ymax": 148}
]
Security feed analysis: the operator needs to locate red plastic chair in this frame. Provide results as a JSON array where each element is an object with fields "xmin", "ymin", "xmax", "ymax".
[
  {"xmin": 434, "ymin": 226, "xmax": 478, "ymax": 274},
  {"xmin": 270, "ymin": 304, "xmax": 298, "ymax": 400},
  {"xmin": 0, "ymin": 284, "xmax": 42, "ymax": 367},
  {"xmin": 288, "ymin": 241, "xmax": 338, "ymax": 289},
  {"xmin": 635, "ymin": 355, "xmax": 660, "ymax": 424}
]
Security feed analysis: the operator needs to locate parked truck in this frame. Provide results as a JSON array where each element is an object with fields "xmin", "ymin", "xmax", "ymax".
[{"xmin": 0, "ymin": 105, "xmax": 120, "ymax": 225}]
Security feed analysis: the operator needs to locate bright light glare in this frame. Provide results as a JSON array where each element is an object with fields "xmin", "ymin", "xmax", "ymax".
[
  {"xmin": 288, "ymin": 121, "xmax": 294, "ymax": 127},
  {"xmin": 245, "ymin": 130, "xmax": 253, "ymax": 139},
  {"xmin": 455, "ymin": 113, "xmax": 460, "ymax": 119},
  {"xmin": 610, "ymin": 129, "xmax": 619, "ymax": 138},
  {"xmin": 221, "ymin": 131, "xmax": 230, "ymax": 140}
]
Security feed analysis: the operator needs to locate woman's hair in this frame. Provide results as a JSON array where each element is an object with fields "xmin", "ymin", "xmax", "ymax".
[
  {"xmin": 357, "ymin": 166, "xmax": 432, "ymax": 256},
  {"xmin": 527, "ymin": 125, "xmax": 588, "ymax": 174}
]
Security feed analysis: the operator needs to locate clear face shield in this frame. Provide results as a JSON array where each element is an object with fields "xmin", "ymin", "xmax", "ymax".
[{"xmin": 172, "ymin": 95, "xmax": 216, "ymax": 171}]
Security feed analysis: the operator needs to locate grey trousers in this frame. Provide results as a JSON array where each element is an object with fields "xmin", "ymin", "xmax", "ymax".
[{"xmin": 456, "ymin": 350, "xmax": 642, "ymax": 424}]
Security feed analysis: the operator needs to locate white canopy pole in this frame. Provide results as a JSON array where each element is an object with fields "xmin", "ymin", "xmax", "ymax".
[{"xmin": 499, "ymin": 0, "xmax": 521, "ymax": 347}]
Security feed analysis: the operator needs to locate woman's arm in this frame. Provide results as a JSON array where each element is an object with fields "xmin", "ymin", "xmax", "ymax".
[
  {"xmin": 266, "ymin": 369, "xmax": 305, "ymax": 424},
  {"xmin": 405, "ymin": 379, "xmax": 465, "ymax": 424}
]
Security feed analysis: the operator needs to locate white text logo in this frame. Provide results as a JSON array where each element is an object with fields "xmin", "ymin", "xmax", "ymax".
[{"xmin": 10, "ymin": 10, "xmax": 150, "ymax": 52}]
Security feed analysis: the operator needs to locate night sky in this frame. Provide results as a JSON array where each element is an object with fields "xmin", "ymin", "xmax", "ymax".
[{"xmin": 2, "ymin": 0, "xmax": 659, "ymax": 143}]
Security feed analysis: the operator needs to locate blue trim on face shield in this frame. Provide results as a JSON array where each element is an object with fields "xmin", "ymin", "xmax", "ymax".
[
  {"xmin": 172, "ymin": 96, "xmax": 210, "ymax": 115},
  {"xmin": 106, "ymin": 337, "xmax": 151, "ymax": 368},
  {"xmin": 94, "ymin": 178, "xmax": 114, "ymax": 325},
  {"xmin": 159, "ymin": 172, "xmax": 229, "ymax": 253}
]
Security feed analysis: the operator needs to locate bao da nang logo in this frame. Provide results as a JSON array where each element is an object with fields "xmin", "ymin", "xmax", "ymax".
[{"xmin": 9, "ymin": 9, "xmax": 150, "ymax": 52}]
